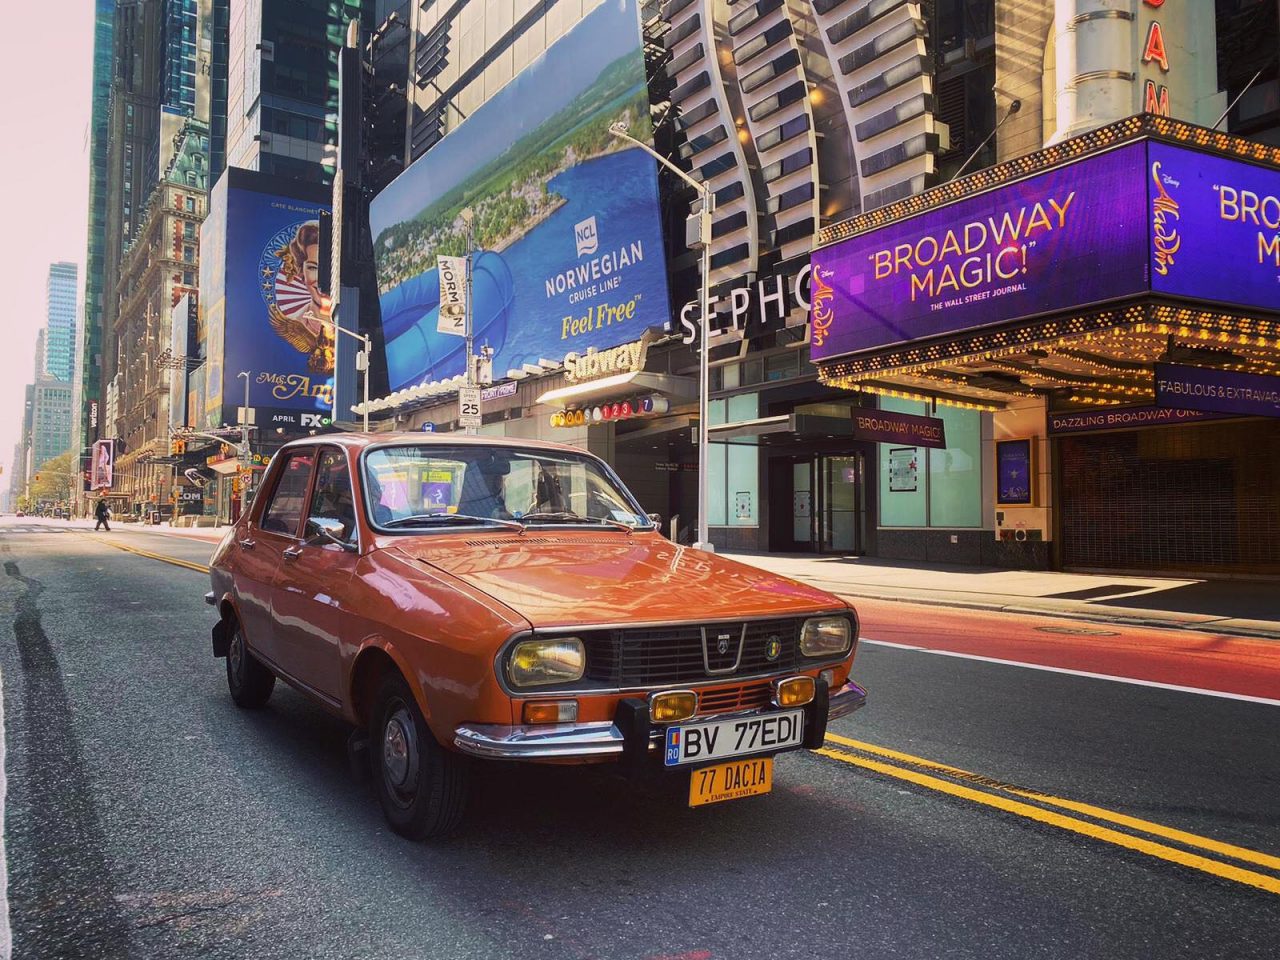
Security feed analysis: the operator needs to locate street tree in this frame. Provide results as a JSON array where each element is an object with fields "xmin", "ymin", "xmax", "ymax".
[{"xmin": 30, "ymin": 450, "xmax": 74, "ymax": 503}]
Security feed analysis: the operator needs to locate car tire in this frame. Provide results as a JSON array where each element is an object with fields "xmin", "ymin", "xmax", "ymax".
[
  {"xmin": 370, "ymin": 673, "xmax": 469, "ymax": 840},
  {"xmin": 226, "ymin": 621, "xmax": 275, "ymax": 708}
]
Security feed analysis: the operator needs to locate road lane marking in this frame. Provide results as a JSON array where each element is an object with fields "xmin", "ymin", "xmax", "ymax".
[
  {"xmin": 82, "ymin": 536, "xmax": 210, "ymax": 574},
  {"xmin": 814, "ymin": 744, "xmax": 1280, "ymax": 896},
  {"xmin": 825, "ymin": 733, "xmax": 1280, "ymax": 873},
  {"xmin": 860, "ymin": 638, "xmax": 1280, "ymax": 706}
]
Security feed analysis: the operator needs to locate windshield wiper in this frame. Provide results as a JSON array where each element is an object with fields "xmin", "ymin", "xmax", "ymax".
[
  {"xmin": 381, "ymin": 513, "xmax": 524, "ymax": 531},
  {"xmin": 520, "ymin": 511, "xmax": 635, "ymax": 533}
]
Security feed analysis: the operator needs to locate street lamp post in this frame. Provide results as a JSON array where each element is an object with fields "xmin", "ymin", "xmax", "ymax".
[
  {"xmin": 237, "ymin": 371, "xmax": 251, "ymax": 518},
  {"xmin": 315, "ymin": 312, "xmax": 372, "ymax": 432},
  {"xmin": 608, "ymin": 121, "xmax": 716, "ymax": 552},
  {"xmin": 460, "ymin": 206, "xmax": 478, "ymax": 436}
]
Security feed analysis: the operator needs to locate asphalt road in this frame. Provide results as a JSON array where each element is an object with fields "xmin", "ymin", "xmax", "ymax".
[{"xmin": 2, "ymin": 519, "xmax": 1278, "ymax": 959}]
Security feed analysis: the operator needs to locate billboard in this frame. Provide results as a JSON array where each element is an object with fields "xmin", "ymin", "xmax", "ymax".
[
  {"xmin": 369, "ymin": 0, "xmax": 670, "ymax": 393},
  {"xmin": 1146, "ymin": 143, "xmax": 1280, "ymax": 314},
  {"xmin": 200, "ymin": 173, "xmax": 334, "ymax": 431},
  {"xmin": 90, "ymin": 439, "xmax": 114, "ymax": 490},
  {"xmin": 811, "ymin": 139, "xmax": 1280, "ymax": 362},
  {"xmin": 811, "ymin": 143, "xmax": 1150, "ymax": 360}
]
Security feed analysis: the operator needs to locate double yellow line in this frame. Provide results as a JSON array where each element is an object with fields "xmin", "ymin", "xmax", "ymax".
[
  {"xmin": 84, "ymin": 535, "xmax": 211, "ymax": 574},
  {"xmin": 818, "ymin": 732, "xmax": 1280, "ymax": 896}
]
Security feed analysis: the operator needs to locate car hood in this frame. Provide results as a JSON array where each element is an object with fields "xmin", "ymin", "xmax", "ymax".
[{"xmin": 391, "ymin": 533, "xmax": 845, "ymax": 628}]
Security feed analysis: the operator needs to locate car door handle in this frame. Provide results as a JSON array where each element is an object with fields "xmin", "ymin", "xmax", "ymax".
[
  {"xmin": 282, "ymin": 546, "xmax": 303, "ymax": 561},
  {"xmin": 238, "ymin": 538, "xmax": 256, "ymax": 550}
]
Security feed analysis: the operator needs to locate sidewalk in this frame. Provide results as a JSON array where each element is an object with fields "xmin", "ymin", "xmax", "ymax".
[{"xmin": 722, "ymin": 553, "xmax": 1280, "ymax": 640}]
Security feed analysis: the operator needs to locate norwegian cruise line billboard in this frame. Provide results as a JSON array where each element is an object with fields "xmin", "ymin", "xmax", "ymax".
[{"xmin": 369, "ymin": 0, "xmax": 670, "ymax": 392}]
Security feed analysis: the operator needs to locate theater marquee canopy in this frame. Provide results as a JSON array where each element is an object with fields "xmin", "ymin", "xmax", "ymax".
[{"xmin": 809, "ymin": 116, "xmax": 1280, "ymax": 411}]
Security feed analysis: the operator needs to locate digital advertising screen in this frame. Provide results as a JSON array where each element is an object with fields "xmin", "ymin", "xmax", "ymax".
[
  {"xmin": 810, "ymin": 143, "xmax": 1151, "ymax": 360},
  {"xmin": 200, "ymin": 174, "xmax": 333, "ymax": 431},
  {"xmin": 1146, "ymin": 142, "xmax": 1280, "ymax": 316},
  {"xmin": 369, "ymin": 0, "xmax": 670, "ymax": 393}
]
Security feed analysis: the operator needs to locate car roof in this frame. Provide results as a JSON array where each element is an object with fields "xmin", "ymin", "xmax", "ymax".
[{"xmin": 277, "ymin": 431, "xmax": 592, "ymax": 458}]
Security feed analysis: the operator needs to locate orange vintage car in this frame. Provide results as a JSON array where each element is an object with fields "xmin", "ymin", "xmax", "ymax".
[{"xmin": 207, "ymin": 433, "xmax": 865, "ymax": 838}]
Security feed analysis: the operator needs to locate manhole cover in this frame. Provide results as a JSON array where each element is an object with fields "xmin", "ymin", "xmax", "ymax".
[{"xmin": 1035, "ymin": 625, "xmax": 1120, "ymax": 637}]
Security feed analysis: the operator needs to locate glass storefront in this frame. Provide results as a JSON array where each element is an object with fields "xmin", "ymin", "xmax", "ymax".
[{"xmin": 878, "ymin": 398, "xmax": 983, "ymax": 530}]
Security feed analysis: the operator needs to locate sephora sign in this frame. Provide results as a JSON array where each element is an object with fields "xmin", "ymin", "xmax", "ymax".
[{"xmin": 678, "ymin": 265, "xmax": 811, "ymax": 344}]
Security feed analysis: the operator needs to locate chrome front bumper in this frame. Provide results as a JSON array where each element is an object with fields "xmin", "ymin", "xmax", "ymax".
[{"xmin": 453, "ymin": 680, "xmax": 867, "ymax": 761}]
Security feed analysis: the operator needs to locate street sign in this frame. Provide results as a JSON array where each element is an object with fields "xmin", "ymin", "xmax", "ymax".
[
  {"xmin": 437, "ymin": 255, "xmax": 467, "ymax": 336},
  {"xmin": 459, "ymin": 387, "xmax": 482, "ymax": 429}
]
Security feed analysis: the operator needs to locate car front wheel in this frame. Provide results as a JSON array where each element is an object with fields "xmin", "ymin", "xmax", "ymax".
[
  {"xmin": 226, "ymin": 622, "xmax": 275, "ymax": 708},
  {"xmin": 370, "ymin": 673, "xmax": 469, "ymax": 840}
]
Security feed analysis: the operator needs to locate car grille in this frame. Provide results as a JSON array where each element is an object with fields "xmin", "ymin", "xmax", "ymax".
[
  {"xmin": 583, "ymin": 618, "xmax": 802, "ymax": 686},
  {"xmin": 696, "ymin": 680, "xmax": 774, "ymax": 716}
]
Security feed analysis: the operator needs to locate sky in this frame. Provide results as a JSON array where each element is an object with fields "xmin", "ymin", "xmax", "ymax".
[{"xmin": 0, "ymin": 2, "xmax": 94, "ymax": 496}]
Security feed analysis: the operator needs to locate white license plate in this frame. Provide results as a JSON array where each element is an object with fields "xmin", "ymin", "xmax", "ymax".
[{"xmin": 663, "ymin": 710, "xmax": 804, "ymax": 767}]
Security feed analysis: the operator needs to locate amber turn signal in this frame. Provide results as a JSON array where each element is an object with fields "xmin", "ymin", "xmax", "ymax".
[
  {"xmin": 649, "ymin": 690, "xmax": 698, "ymax": 724},
  {"xmin": 522, "ymin": 700, "xmax": 578, "ymax": 724},
  {"xmin": 773, "ymin": 676, "xmax": 816, "ymax": 708}
]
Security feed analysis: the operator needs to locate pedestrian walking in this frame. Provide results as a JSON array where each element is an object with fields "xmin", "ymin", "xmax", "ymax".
[{"xmin": 94, "ymin": 498, "xmax": 111, "ymax": 532}]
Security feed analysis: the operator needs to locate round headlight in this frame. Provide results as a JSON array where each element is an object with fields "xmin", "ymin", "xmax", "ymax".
[
  {"xmin": 800, "ymin": 616, "xmax": 852, "ymax": 657},
  {"xmin": 508, "ymin": 638, "xmax": 586, "ymax": 687}
]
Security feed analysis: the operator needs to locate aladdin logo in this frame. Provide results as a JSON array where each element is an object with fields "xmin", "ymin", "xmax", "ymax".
[
  {"xmin": 575, "ymin": 217, "xmax": 599, "ymax": 257},
  {"xmin": 810, "ymin": 266, "xmax": 836, "ymax": 348},
  {"xmin": 1151, "ymin": 162, "xmax": 1181, "ymax": 276}
]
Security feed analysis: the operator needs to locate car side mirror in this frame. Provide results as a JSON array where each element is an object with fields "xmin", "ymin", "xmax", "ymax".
[{"xmin": 306, "ymin": 516, "xmax": 357, "ymax": 552}]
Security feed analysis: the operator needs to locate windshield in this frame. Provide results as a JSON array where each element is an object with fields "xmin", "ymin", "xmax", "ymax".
[{"xmin": 361, "ymin": 444, "xmax": 653, "ymax": 531}]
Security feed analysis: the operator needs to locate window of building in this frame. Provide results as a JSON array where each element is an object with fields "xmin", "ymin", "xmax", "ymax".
[
  {"xmin": 878, "ymin": 397, "xmax": 983, "ymax": 528},
  {"xmin": 708, "ymin": 394, "xmax": 760, "ymax": 527}
]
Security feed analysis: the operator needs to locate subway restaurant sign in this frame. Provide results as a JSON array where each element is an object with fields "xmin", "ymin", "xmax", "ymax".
[{"xmin": 811, "ymin": 137, "xmax": 1280, "ymax": 362}]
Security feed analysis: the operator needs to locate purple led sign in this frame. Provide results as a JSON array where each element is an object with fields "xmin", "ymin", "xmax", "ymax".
[
  {"xmin": 1155, "ymin": 363, "xmax": 1280, "ymax": 419},
  {"xmin": 811, "ymin": 143, "xmax": 1150, "ymax": 361},
  {"xmin": 1146, "ymin": 143, "xmax": 1280, "ymax": 315}
]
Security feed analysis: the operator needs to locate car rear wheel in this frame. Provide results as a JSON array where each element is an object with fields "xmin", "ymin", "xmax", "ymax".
[
  {"xmin": 370, "ymin": 673, "xmax": 468, "ymax": 840},
  {"xmin": 226, "ymin": 622, "xmax": 275, "ymax": 708}
]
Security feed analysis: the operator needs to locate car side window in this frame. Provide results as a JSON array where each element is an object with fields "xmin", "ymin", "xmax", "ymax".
[
  {"xmin": 259, "ymin": 451, "xmax": 315, "ymax": 536},
  {"xmin": 307, "ymin": 449, "xmax": 357, "ymax": 543}
]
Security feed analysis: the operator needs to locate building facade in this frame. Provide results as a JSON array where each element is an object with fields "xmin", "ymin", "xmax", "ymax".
[
  {"xmin": 346, "ymin": 0, "xmax": 1279, "ymax": 577},
  {"xmin": 76, "ymin": 0, "xmax": 116, "ymax": 462},
  {"xmin": 44, "ymin": 263, "xmax": 79, "ymax": 383},
  {"xmin": 224, "ymin": 0, "xmax": 371, "ymax": 183},
  {"xmin": 30, "ymin": 379, "xmax": 74, "ymax": 477},
  {"xmin": 106, "ymin": 122, "xmax": 210, "ymax": 514}
]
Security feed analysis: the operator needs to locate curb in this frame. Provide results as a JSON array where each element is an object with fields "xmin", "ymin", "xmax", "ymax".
[{"xmin": 828, "ymin": 588, "xmax": 1280, "ymax": 642}]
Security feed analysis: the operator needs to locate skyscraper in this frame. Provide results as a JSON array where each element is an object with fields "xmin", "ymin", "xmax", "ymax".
[
  {"xmin": 44, "ymin": 262, "xmax": 78, "ymax": 383},
  {"xmin": 224, "ymin": 0, "xmax": 371, "ymax": 184},
  {"xmin": 76, "ymin": 0, "xmax": 114, "ymax": 452}
]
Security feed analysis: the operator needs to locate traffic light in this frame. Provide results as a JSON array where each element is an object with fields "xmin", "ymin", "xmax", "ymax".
[
  {"xmin": 170, "ymin": 438, "xmax": 187, "ymax": 456},
  {"xmin": 33, "ymin": 473, "xmax": 40, "ymax": 482}
]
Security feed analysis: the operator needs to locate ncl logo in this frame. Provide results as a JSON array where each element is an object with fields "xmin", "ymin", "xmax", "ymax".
[{"xmin": 574, "ymin": 216, "xmax": 598, "ymax": 257}]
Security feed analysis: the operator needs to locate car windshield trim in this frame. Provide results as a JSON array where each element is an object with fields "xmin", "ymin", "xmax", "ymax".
[
  {"xmin": 381, "ymin": 512, "xmax": 525, "ymax": 531},
  {"xmin": 520, "ymin": 511, "xmax": 634, "ymax": 532},
  {"xmin": 358, "ymin": 442, "xmax": 657, "ymax": 536}
]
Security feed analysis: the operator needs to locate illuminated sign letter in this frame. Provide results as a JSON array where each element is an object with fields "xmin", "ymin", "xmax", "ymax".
[
  {"xmin": 1144, "ymin": 79, "xmax": 1171, "ymax": 117},
  {"xmin": 1142, "ymin": 21, "xmax": 1169, "ymax": 71}
]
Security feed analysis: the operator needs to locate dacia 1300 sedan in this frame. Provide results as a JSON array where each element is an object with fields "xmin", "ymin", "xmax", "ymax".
[{"xmin": 206, "ymin": 434, "xmax": 866, "ymax": 839}]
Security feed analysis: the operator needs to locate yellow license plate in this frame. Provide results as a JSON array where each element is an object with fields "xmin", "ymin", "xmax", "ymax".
[{"xmin": 688, "ymin": 757, "xmax": 773, "ymax": 807}]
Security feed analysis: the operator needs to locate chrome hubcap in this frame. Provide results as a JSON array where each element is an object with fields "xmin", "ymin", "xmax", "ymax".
[{"xmin": 382, "ymin": 707, "xmax": 417, "ymax": 790}]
